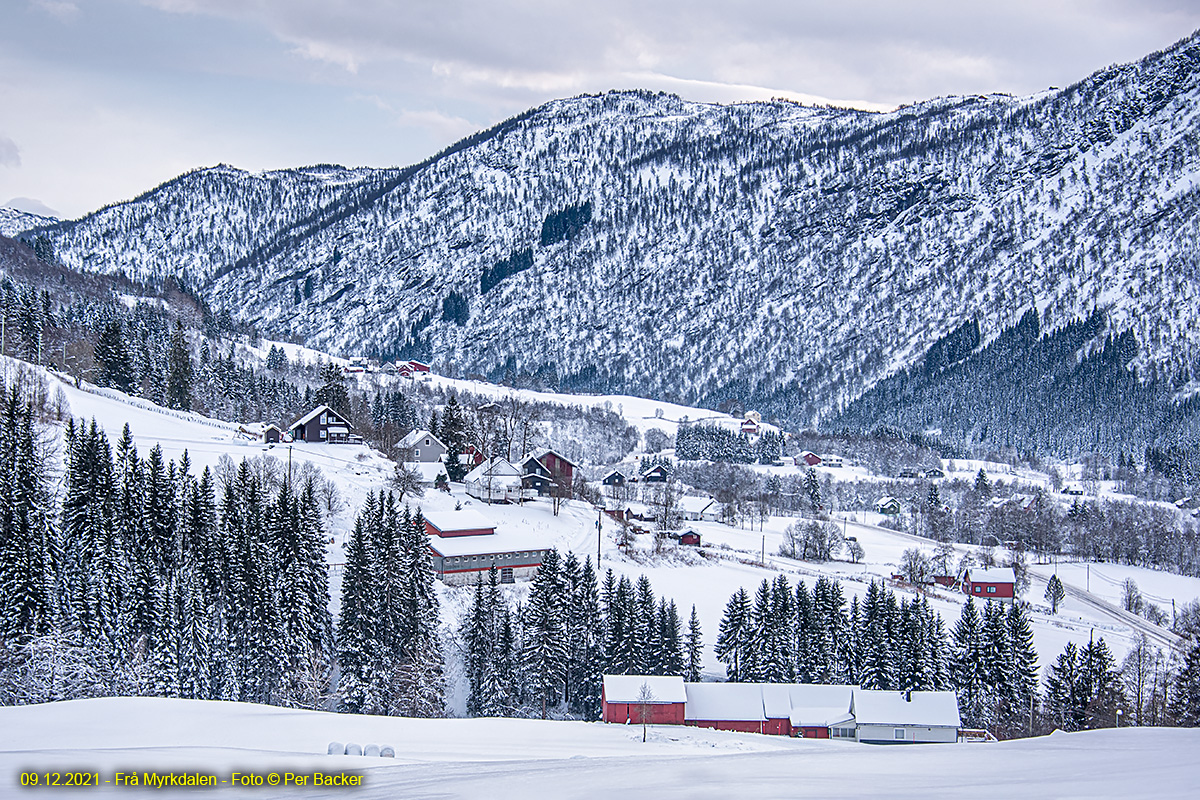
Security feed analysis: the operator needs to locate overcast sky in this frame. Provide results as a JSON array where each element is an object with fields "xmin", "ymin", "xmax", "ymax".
[{"xmin": 1, "ymin": 0, "xmax": 1197, "ymax": 219}]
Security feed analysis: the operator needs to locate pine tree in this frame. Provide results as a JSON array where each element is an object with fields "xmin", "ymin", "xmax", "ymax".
[
  {"xmin": 657, "ymin": 600, "xmax": 684, "ymax": 677},
  {"xmin": 165, "ymin": 321, "xmax": 194, "ymax": 411},
  {"xmin": 684, "ymin": 605, "xmax": 703, "ymax": 682},
  {"xmin": 1044, "ymin": 574, "xmax": 1066, "ymax": 614},
  {"xmin": 522, "ymin": 548, "xmax": 567, "ymax": 717},
  {"xmin": 715, "ymin": 588, "xmax": 750, "ymax": 681},
  {"xmin": 337, "ymin": 508, "xmax": 381, "ymax": 714},
  {"xmin": 1170, "ymin": 640, "xmax": 1200, "ymax": 727},
  {"xmin": 950, "ymin": 598, "xmax": 989, "ymax": 728},
  {"xmin": 1006, "ymin": 603, "xmax": 1039, "ymax": 735},
  {"xmin": 94, "ymin": 321, "xmax": 135, "ymax": 393}
]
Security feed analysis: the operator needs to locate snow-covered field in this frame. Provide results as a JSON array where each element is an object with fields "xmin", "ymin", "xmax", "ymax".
[{"xmin": 0, "ymin": 697, "xmax": 1195, "ymax": 798}]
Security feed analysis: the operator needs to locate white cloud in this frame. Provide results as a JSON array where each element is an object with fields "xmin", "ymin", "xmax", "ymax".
[{"xmin": 30, "ymin": 0, "xmax": 80, "ymax": 22}]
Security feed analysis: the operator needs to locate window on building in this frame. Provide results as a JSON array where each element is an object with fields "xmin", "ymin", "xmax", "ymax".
[
  {"xmin": 320, "ymin": 430, "xmax": 327, "ymax": 439},
  {"xmin": 425, "ymin": 439, "xmax": 430, "ymax": 446},
  {"xmin": 894, "ymin": 729, "xmax": 905, "ymax": 740},
  {"xmin": 987, "ymin": 586, "xmax": 996, "ymax": 593},
  {"xmin": 974, "ymin": 585, "xmax": 981, "ymax": 592},
  {"xmin": 500, "ymin": 567, "xmax": 514, "ymax": 584}
]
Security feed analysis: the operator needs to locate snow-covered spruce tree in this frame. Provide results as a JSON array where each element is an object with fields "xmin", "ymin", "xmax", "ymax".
[
  {"xmin": 568, "ymin": 556, "xmax": 604, "ymax": 719},
  {"xmin": 950, "ymin": 598, "xmax": 989, "ymax": 729},
  {"xmin": 521, "ymin": 548, "xmax": 567, "ymax": 718},
  {"xmin": 388, "ymin": 506, "xmax": 444, "ymax": 717},
  {"xmin": 767, "ymin": 575, "xmax": 795, "ymax": 683},
  {"xmin": 603, "ymin": 573, "xmax": 633, "ymax": 675},
  {"xmin": 657, "ymin": 599, "xmax": 684, "ymax": 678},
  {"xmin": 165, "ymin": 320, "xmax": 193, "ymax": 411},
  {"xmin": 1005, "ymin": 603, "xmax": 1039, "ymax": 736},
  {"xmin": 684, "ymin": 605, "xmax": 703, "ymax": 682},
  {"xmin": 336, "ymin": 503, "xmax": 382, "ymax": 714},
  {"xmin": 1044, "ymin": 641, "xmax": 1083, "ymax": 731},
  {"xmin": 464, "ymin": 572, "xmax": 494, "ymax": 717},
  {"xmin": 0, "ymin": 385, "xmax": 55, "ymax": 644},
  {"xmin": 715, "ymin": 587, "xmax": 750, "ymax": 681},
  {"xmin": 1044, "ymin": 574, "xmax": 1066, "ymax": 614},
  {"xmin": 743, "ymin": 579, "xmax": 772, "ymax": 682},
  {"xmin": 981, "ymin": 601, "xmax": 1015, "ymax": 729},
  {"xmin": 94, "ymin": 320, "xmax": 134, "ymax": 393},
  {"xmin": 857, "ymin": 581, "xmax": 895, "ymax": 691},
  {"xmin": 794, "ymin": 580, "xmax": 816, "ymax": 683},
  {"xmin": 60, "ymin": 419, "xmax": 121, "ymax": 646},
  {"xmin": 1170, "ymin": 640, "xmax": 1200, "ymax": 726},
  {"xmin": 1077, "ymin": 636, "xmax": 1125, "ymax": 729},
  {"xmin": 632, "ymin": 575, "xmax": 656, "ymax": 674}
]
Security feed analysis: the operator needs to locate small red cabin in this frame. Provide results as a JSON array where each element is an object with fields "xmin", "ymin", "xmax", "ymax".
[
  {"xmin": 963, "ymin": 567, "xmax": 1016, "ymax": 602},
  {"xmin": 800, "ymin": 451, "xmax": 822, "ymax": 467}
]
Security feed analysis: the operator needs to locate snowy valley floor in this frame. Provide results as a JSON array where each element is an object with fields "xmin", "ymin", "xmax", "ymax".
[{"xmin": 0, "ymin": 698, "xmax": 1196, "ymax": 799}]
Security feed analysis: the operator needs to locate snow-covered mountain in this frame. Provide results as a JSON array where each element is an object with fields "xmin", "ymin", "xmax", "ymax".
[
  {"xmin": 25, "ymin": 32, "xmax": 1200, "ymax": 441},
  {"xmin": 0, "ymin": 206, "xmax": 57, "ymax": 238}
]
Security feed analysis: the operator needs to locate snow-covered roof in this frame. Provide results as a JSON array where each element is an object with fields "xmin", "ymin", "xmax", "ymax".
[
  {"xmin": 398, "ymin": 429, "xmax": 445, "ymax": 450},
  {"xmin": 966, "ymin": 567, "xmax": 1015, "ymax": 584},
  {"xmin": 604, "ymin": 675, "xmax": 686, "ymax": 704},
  {"xmin": 763, "ymin": 684, "xmax": 857, "ymax": 722},
  {"xmin": 464, "ymin": 458, "xmax": 522, "ymax": 483},
  {"xmin": 684, "ymin": 683, "xmax": 765, "ymax": 721},
  {"xmin": 428, "ymin": 528, "xmax": 549, "ymax": 558},
  {"xmin": 290, "ymin": 404, "xmax": 335, "ymax": 429},
  {"xmin": 850, "ymin": 690, "xmax": 961, "ymax": 728},
  {"xmin": 404, "ymin": 462, "xmax": 446, "ymax": 483},
  {"xmin": 678, "ymin": 496, "xmax": 715, "ymax": 515},
  {"xmin": 525, "ymin": 448, "xmax": 580, "ymax": 469},
  {"xmin": 423, "ymin": 508, "xmax": 496, "ymax": 535}
]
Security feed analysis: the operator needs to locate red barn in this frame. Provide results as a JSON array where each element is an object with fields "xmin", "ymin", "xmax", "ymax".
[
  {"xmin": 408, "ymin": 360, "xmax": 431, "ymax": 373},
  {"xmin": 800, "ymin": 451, "xmax": 822, "ymax": 467},
  {"xmin": 963, "ymin": 567, "xmax": 1016, "ymax": 602},
  {"xmin": 602, "ymin": 675, "xmax": 686, "ymax": 725},
  {"xmin": 684, "ymin": 683, "xmax": 768, "ymax": 733}
]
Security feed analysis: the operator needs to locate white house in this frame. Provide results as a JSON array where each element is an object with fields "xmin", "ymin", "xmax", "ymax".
[
  {"xmin": 678, "ymin": 496, "xmax": 716, "ymax": 521},
  {"xmin": 849, "ymin": 689, "xmax": 961, "ymax": 744},
  {"xmin": 464, "ymin": 458, "xmax": 525, "ymax": 504}
]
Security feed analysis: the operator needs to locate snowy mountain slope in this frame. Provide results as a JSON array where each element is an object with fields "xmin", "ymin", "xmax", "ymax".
[
  {"xmin": 0, "ymin": 207, "xmax": 56, "ymax": 238},
  {"xmin": 0, "ymin": 698, "xmax": 1196, "ymax": 799},
  {"xmin": 32, "ymin": 32, "xmax": 1200, "ymax": 438}
]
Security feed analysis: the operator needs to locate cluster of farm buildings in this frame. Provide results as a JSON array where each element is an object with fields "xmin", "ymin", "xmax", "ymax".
[{"xmin": 601, "ymin": 676, "xmax": 964, "ymax": 744}]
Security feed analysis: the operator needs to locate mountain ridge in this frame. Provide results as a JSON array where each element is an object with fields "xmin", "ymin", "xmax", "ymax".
[{"xmin": 17, "ymin": 30, "xmax": 1200, "ymax": 457}]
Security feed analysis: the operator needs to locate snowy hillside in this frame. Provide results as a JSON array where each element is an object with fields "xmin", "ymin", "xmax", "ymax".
[
  {"xmin": 0, "ymin": 697, "xmax": 1196, "ymax": 798},
  {"xmin": 26, "ymin": 32, "xmax": 1200, "ymax": 446},
  {"xmin": 0, "ymin": 206, "xmax": 56, "ymax": 238},
  {"xmin": 25, "ymin": 352, "xmax": 1192, "ymax": 706}
]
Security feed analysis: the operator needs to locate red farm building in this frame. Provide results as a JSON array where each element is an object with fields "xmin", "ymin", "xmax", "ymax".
[
  {"xmin": 800, "ymin": 451, "xmax": 822, "ymax": 467},
  {"xmin": 602, "ymin": 675, "xmax": 687, "ymax": 725},
  {"xmin": 962, "ymin": 567, "xmax": 1016, "ymax": 603},
  {"xmin": 684, "ymin": 682, "xmax": 769, "ymax": 733}
]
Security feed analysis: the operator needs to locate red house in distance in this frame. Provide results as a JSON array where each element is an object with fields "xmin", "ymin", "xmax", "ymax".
[{"xmin": 962, "ymin": 567, "xmax": 1016, "ymax": 603}]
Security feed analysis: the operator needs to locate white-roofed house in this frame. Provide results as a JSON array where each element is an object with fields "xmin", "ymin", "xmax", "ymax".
[
  {"xmin": 397, "ymin": 429, "xmax": 447, "ymax": 463},
  {"xmin": 850, "ymin": 689, "xmax": 962, "ymax": 744},
  {"xmin": 602, "ymin": 675, "xmax": 687, "ymax": 725},
  {"xmin": 422, "ymin": 508, "xmax": 547, "ymax": 585},
  {"xmin": 769, "ymin": 684, "xmax": 857, "ymax": 739},
  {"xmin": 464, "ymin": 458, "xmax": 525, "ymax": 504},
  {"xmin": 678, "ymin": 496, "xmax": 715, "ymax": 521}
]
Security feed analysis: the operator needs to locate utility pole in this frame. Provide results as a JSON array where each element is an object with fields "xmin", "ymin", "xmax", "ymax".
[
  {"xmin": 287, "ymin": 445, "xmax": 293, "ymax": 489},
  {"xmin": 597, "ymin": 504, "xmax": 603, "ymax": 565}
]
